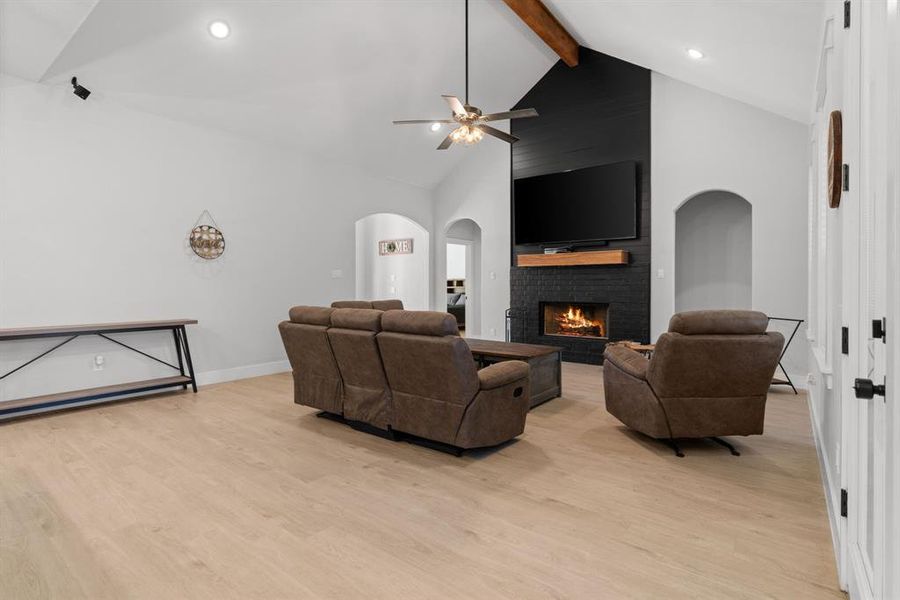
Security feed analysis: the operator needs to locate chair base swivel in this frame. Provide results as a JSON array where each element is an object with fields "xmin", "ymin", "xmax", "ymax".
[
  {"xmin": 661, "ymin": 437, "xmax": 741, "ymax": 457},
  {"xmin": 664, "ymin": 438, "xmax": 685, "ymax": 458},
  {"xmin": 709, "ymin": 436, "xmax": 741, "ymax": 456}
]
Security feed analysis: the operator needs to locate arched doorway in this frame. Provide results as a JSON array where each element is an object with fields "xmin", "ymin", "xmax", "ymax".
[
  {"xmin": 445, "ymin": 218, "xmax": 482, "ymax": 336},
  {"xmin": 355, "ymin": 213, "xmax": 429, "ymax": 309},
  {"xmin": 675, "ymin": 190, "xmax": 752, "ymax": 312}
]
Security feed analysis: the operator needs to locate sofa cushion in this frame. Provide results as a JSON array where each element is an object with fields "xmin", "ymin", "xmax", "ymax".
[
  {"xmin": 381, "ymin": 310, "xmax": 459, "ymax": 337},
  {"xmin": 331, "ymin": 300, "xmax": 373, "ymax": 309},
  {"xmin": 371, "ymin": 299, "xmax": 404, "ymax": 311},
  {"xmin": 288, "ymin": 306, "xmax": 333, "ymax": 326},
  {"xmin": 667, "ymin": 310, "xmax": 768, "ymax": 335},
  {"xmin": 331, "ymin": 308, "xmax": 382, "ymax": 332}
]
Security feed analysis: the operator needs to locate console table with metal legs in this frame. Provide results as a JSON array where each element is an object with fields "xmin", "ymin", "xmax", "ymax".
[{"xmin": 0, "ymin": 319, "xmax": 198, "ymax": 420}]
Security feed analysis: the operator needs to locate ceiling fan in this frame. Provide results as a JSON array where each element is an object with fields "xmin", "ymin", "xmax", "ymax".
[{"xmin": 392, "ymin": 0, "xmax": 539, "ymax": 150}]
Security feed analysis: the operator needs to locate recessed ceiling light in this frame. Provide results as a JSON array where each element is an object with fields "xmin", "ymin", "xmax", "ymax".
[
  {"xmin": 430, "ymin": 122, "xmax": 442, "ymax": 132},
  {"xmin": 209, "ymin": 21, "xmax": 230, "ymax": 39},
  {"xmin": 686, "ymin": 48, "xmax": 704, "ymax": 60}
]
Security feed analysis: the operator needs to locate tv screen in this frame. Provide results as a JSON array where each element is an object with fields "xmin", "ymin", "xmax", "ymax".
[{"xmin": 514, "ymin": 161, "xmax": 637, "ymax": 246}]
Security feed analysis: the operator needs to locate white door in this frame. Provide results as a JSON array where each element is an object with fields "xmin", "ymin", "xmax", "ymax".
[{"xmin": 846, "ymin": 1, "xmax": 894, "ymax": 598}]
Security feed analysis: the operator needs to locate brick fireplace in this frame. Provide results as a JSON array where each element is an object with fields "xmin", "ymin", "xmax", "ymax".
[
  {"xmin": 541, "ymin": 302, "xmax": 609, "ymax": 340},
  {"xmin": 508, "ymin": 48, "xmax": 651, "ymax": 365}
]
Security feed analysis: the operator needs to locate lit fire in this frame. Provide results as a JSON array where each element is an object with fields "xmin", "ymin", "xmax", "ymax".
[{"xmin": 555, "ymin": 306, "xmax": 605, "ymax": 337}]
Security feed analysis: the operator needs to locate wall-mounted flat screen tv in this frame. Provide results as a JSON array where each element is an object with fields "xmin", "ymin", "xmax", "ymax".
[{"xmin": 514, "ymin": 161, "xmax": 638, "ymax": 246}]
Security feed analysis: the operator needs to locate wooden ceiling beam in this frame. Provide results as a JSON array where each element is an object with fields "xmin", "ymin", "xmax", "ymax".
[{"xmin": 502, "ymin": 0, "xmax": 579, "ymax": 67}]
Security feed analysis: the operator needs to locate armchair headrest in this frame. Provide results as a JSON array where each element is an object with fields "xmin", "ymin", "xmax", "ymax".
[
  {"xmin": 668, "ymin": 310, "xmax": 768, "ymax": 335},
  {"xmin": 288, "ymin": 306, "xmax": 333, "ymax": 326},
  {"xmin": 381, "ymin": 310, "xmax": 459, "ymax": 337},
  {"xmin": 331, "ymin": 308, "xmax": 383, "ymax": 332}
]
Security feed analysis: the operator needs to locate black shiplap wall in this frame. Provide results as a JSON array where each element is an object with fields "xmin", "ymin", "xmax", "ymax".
[{"xmin": 509, "ymin": 48, "xmax": 651, "ymax": 364}]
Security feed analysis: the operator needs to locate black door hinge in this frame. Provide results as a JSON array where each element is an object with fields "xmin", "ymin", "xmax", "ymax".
[
  {"xmin": 844, "ymin": 0, "xmax": 851, "ymax": 28},
  {"xmin": 841, "ymin": 488, "xmax": 848, "ymax": 517},
  {"xmin": 873, "ymin": 318, "xmax": 886, "ymax": 343},
  {"xmin": 842, "ymin": 164, "xmax": 850, "ymax": 191},
  {"xmin": 842, "ymin": 326, "xmax": 850, "ymax": 355}
]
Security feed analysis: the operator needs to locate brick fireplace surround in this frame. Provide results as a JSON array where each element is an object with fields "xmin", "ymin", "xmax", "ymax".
[{"xmin": 508, "ymin": 48, "xmax": 651, "ymax": 365}]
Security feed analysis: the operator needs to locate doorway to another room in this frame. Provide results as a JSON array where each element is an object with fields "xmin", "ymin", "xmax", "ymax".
[
  {"xmin": 444, "ymin": 218, "xmax": 482, "ymax": 337},
  {"xmin": 446, "ymin": 243, "xmax": 467, "ymax": 335},
  {"xmin": 355, "ymin": 213, "xmax": 429, "ymax": 309}
]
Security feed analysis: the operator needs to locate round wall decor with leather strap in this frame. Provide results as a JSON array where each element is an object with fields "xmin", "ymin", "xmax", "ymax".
[{"xmin": 827, "ymin": 110, "xmax": 842, "ymax": 209}]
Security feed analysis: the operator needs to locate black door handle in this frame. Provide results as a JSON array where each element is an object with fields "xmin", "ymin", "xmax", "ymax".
[{"xmin": 854, "ymin": 378, "xmax": 886, "ymax": 399}]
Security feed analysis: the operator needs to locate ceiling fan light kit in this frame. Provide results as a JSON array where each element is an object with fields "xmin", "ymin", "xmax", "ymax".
[{"xmin": 393, "ymin": 0, "xmax": 538, "ymax": 150}]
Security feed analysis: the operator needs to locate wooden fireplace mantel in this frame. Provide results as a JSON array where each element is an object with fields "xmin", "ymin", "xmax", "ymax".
[{"xmin": 516, "ymin": 249, "xmax": 629, "ymax": 268}]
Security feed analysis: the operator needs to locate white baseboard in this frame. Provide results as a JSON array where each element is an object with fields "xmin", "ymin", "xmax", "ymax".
[
  {"xmin": 787, "ymin": 372, "xmax": 809, "ymax": 391},
  {"xmin": 196, "ymin": 360, "xmax": 290, "ymax": 386},
  {"xmin": 806, "ymin": 384, "xmax": 845, "ymax": 590}
]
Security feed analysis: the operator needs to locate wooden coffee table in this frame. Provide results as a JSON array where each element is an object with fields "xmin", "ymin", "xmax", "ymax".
[{"xmin": 465, "ymin": 339, "xmax": 563, "ymax": 408}]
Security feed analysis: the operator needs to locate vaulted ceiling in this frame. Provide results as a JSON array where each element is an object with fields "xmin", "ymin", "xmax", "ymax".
[{"xmin": 1, "ymin": 0, "xmax": 823, "ymax": 189}]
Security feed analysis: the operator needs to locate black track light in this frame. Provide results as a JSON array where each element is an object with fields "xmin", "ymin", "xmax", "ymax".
[{"xmin": 71, "ymin": 77, "xmax": 91, "ymax": 100}]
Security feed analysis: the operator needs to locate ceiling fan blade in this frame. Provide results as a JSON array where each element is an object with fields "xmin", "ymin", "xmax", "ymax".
[
  {"xmin": 437, "ymin": 134, "xmax": 454, "ymax": 150},
  {"xmin": 479, "ymin": 125, "xmax": 519, "ymax": 144},
  {"xmin": 479, "ymin": 108, "xmax": 539, "ymax": 122},
  {"xmin": 442, "ymin": 95, "xmax": 467, "ymax": 116},
  {"xmin": 392, "ymin": 119, "xmax": 456, "ymax": 125}
]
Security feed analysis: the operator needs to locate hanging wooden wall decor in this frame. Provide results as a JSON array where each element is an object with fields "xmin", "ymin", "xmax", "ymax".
[
  {"xmin": 189, "ymin": 210, "xmax": 226, "ymax": 260},
  {"xmin": 827, "ymin": 110, "xmax": 843, "ymax": 208}
]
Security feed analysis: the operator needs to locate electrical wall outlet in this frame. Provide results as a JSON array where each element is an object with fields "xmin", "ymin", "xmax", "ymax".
[{"xmin": 93, "ymin": 355, "xmax": 105, "ymax": 371}]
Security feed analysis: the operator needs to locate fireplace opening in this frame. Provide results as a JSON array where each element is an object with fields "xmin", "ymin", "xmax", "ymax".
[{"xmin": 541, "ymin": 302, "xmax": 609, "ymax": 339}]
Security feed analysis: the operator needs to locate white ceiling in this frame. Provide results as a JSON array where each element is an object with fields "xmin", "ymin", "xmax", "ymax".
[
  {"xmin": 546, "ymin": 0, "xmax": 824, "ymax": 124},
  {"xmin": 1, "ymin": 0, "xmax": 823, "ymax": 189}
]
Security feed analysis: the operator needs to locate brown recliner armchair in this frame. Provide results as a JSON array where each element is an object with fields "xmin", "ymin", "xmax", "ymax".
[
  {"xmin": 278, "ymin": 306, "xmax": 343, "ymax": 414},
  {"xmin": 376, "ymin": 310, "xmax": 531, "ymax": 451},
  {"xmin": 603, "ymin": 310, "xmax": 784, "ymax": 456},
  {"xmin": 327, "ymin": 308, "xmax": 392, "ymax": 429}
]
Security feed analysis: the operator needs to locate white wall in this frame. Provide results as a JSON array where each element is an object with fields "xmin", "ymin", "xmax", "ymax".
[
  {"xmin": 432, "ymin": 142, "xmax": 511, "ymax": 340},
  {"xmin": 651, "ymin": 73, "xmax": 810, "ymax": 378},
  {"xmin": 355, "ymin": 213, "xmax": 430, "ymax": 310},
  {"xmin": 0, "ymin": 76, "xmax": 432, "ymax": 401},
  {"xmin": 675, "ymin": 190, "xmax": 752, "ymax": 312},
  {"xmin": 446, "ymin": 243, "xmax": 466, "ymax": 280}
]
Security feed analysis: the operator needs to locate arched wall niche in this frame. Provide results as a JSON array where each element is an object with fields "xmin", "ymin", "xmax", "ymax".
[
  {"xmin": 354, "ymin": 212, "xmax": 430, "ymax": 309},
  {"xmin": 674, "ymin": 190, "xmax": 752, "ymax": 312}
]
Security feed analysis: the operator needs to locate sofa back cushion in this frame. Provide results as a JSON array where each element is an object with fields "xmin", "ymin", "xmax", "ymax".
[
  {"xmin": 278, "ymin": 306, "xmax": 342, "ymax": 413},
  {"xmin": 377, "ymin": 310, "xmax": 478, "ymax": 444},
  {"xmin": 331, "ymin": 299, "xmax": 404, "ymax": 310},
  {"xmin": 331, "ymin": 300, "xmax": 373, "ymax": 309},
  {"xmin": 327, "ymin": 308, "xmax": 392, "ymax": 428},
  {"xmin": 371, "ymin": 299, "xmax": 404, "ymax": 311}
]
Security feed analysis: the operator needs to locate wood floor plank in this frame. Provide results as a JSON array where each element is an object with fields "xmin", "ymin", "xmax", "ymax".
[{"xmin": 0, "ymin": 362, "xmax": 844, "ymax": 599}]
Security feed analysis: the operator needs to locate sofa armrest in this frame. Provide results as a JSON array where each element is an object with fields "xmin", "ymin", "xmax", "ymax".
[
  {"xmin": 478, "ymin": 360, "xmax": 529, "ymax": 390},
  {"xmin": 604, "ymin": 345, "xmax": 649, "ymax": 381}
]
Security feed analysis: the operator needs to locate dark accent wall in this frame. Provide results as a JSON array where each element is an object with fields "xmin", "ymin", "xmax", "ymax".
[{"xmin": 509, "ymin": 47, "xmax": 651, "ymax": 364}]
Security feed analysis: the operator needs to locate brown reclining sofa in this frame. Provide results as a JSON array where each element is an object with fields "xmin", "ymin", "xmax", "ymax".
[
  {"xmin": 603, "ymin": 310, "xmax": 784, "ymax": 457},
  {"xmin": 278, "ymin": 302, "xmax": 531, "ymax": 453}
]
